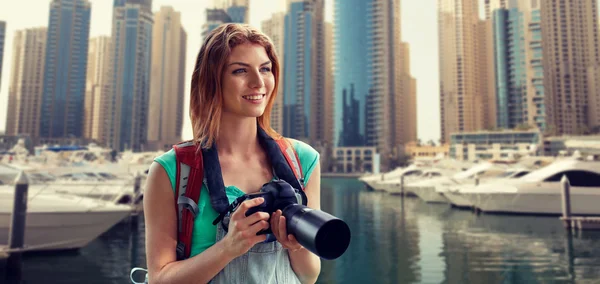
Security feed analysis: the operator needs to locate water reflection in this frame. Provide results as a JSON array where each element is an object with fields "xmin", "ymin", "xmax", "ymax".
[{"xmin": 6, "ymin": 178, "xmax": 600, "ymax": 283}]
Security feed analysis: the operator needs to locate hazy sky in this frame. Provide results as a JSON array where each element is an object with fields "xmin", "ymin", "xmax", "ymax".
[{"xmin": 0, "ymin": 0, "xmax": 460, "ymax": 144}]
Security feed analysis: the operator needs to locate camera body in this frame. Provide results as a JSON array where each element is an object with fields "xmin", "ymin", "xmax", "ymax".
[{"xmin": 243, "ymin": 180, "xmax": 305, "ymax": 235}]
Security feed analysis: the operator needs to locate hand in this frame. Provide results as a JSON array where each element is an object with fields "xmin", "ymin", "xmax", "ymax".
[
  {"xmin": 221, "ymin": 198, "xmax": 271, "ymax": 258},
  {"xmin": 270, "ymin": 210, "xmax": 303, "ymax": 252}
]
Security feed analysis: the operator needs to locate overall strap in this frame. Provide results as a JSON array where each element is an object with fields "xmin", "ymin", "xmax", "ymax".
[{"xmin": 173, "ymin": 141, "xmax": 204, "ymax": 260}]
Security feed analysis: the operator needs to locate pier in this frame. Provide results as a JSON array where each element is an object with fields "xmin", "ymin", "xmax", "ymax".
[{"xmin": 559, "ymin": 175, "xmax": 600, "ymax": 230}]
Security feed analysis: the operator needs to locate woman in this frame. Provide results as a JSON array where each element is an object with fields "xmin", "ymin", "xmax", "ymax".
[{"xmin": 143, "ymin": 23, "xmax": 322, "ymax": 283}]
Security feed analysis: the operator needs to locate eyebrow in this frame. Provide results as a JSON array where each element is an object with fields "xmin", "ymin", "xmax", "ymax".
[{"xmin": 228, "ymin": 61, "xmax": 272, "ymax": 67}]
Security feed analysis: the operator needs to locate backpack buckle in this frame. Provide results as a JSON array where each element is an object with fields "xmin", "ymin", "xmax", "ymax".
[{"xmin": 176, "ymin": 242, "xmax": 186, "ymax": 261}]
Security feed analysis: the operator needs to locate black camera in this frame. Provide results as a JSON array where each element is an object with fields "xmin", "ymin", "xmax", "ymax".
[{"xmin": 222, "ymin": 180, "xmax": 351, "ymax": 260}]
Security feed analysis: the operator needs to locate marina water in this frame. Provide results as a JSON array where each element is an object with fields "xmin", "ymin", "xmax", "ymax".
[{"xmin": 4, "ymin": 178, "xmax": 600, "ymax": 283}]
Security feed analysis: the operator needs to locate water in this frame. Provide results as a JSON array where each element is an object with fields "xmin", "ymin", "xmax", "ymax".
[{"xmin": 4, "ymin": 178, "xmax": 600, "ymax": 283}]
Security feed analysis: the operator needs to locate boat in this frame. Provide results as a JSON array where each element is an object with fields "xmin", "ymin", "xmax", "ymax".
[
  {"xmin": 406, "ymin": 162, "xmax": 510, "ymax": 203},
  {"xmin": 0, "ymin": 184, "xmax": 131, "ymax": 252},
  {"xmin": 442, "ymin": 168, "xmax": 531, "ymax": 208},
  {"xmin": 462, "ymin": 157, "xmax": 600, "ymax": 215}
]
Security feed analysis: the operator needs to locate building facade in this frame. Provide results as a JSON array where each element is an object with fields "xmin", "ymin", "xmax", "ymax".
[
  {"xmin": 449, "ymin": 130, "xmax": 541, "ymax": 161},
  {"xmin": 282, "ymin": 0, "xmax": 325, "ymax": 143},
  {"xmin": 203, "ymin": 0, "xmax": 249, "ymax": 37},
  {"xmin": 261, "ymin": 12, "xmax": 285, "ymax": 134},
  {"xmin": 147, "ymin": 6, "xmax": 187, "ymax": 151},
  {"xmin": 438, "ymin": 0, "xmax": 486, "ymax": 143},
  {"xmin": 334, "ymin": 0, "xmax": 416, "ymax": 170},
  {"xmin": 84, "ymin": 36, "xmax": 112, "ymax": 144},
  {"xmin": 332, "ymin": 146, "xmax": 378, "ymax": 173},
  {"xmin": 39, "ymin": 0, "xmax": 91, "ymax": 139},
  {"xmin": 109, "ymin": 0, "xmax": 153, "ymax": 151},
  {"xmin": 489, "ymin": 0, "xmax": 546, "ymax": 131},
  {"xmin": 5, "ymin": 28, "xmax": 47, "ymax": 138},
  {"xmin": 540, "ymin": 0, "xmax": 600, "ymax": 135},
  {"xmin": 0, "ymin": 21, "xmax": 6, "ymax": 90},
  {"xmin": 404, "ymin": 142, "xmax": 450, "ymax": 159}
]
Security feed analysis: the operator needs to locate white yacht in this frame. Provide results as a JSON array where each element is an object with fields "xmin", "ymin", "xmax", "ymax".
[
  {"xmin": 378, "ymin": 168, "xmax": 452, "ymax": 195},
  {"xmin": 359, "ymin": 165, "xmax": 417, "ymax": 191},
  {"xmin": 0, "ymin": 185, "xmax": 131, "ymax": 252},
  {"xmin": 407, "ymin": 162, "xmax": 510, "ymax": 203},
  {"xmin": 442, "ymin": 168, "xmax": 531, "ymax": 208},
  {"xmin": 463, "ymin": 158, "xmax": 600, "ymax": 215}
]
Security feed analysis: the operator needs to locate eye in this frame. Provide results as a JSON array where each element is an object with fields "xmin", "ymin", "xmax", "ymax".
[
  {"xmin": 232, "ymin": 68, "xmax": 246, "ymax": 74},
  {"xmin": 260, "ymin": 67, "xmax": 271, "ymax": 73}
]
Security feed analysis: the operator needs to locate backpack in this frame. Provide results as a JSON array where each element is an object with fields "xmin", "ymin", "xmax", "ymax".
[{"xmin": 172, "ymin": 137, "xmax": 305, "ymax": 261}]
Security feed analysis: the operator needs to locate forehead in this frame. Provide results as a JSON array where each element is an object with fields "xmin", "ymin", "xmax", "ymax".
[{"xmin": 227, "ymin": 43, "xmax": 270, "ymax": 63}]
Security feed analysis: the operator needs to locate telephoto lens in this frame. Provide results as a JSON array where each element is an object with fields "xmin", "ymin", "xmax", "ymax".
[{"xmin": 282, "ymin": 204, "xmax": 351, "ymax": 260}]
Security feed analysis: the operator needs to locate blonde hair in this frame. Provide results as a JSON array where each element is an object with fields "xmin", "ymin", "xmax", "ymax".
[{"xmin": 190, "ymin": 23, "xmax": 282, "ymax": 148}]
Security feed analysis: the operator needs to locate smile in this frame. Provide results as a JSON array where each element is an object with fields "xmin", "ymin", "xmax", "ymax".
[{"xmin": 242, "ymin": 94, "xmax": 265, "ymax": 102}]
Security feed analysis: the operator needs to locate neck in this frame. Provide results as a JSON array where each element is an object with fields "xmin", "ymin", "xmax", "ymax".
[{"xmin": 216, "ymin": 113, "xmax": 260, "ymax": 156}]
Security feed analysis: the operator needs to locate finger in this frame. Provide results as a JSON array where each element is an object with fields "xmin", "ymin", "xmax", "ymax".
[
  {"xmin": 270, "ymin": 210, "xmax": 280, "ymax": 237},
  {"xmin": 248, "ymin": 220, "xmax": 270, "ymax": 236},
  {"xmin": 232, "ymin": 197, "xmax": 264, "ymax": 220},
  {"xmin": 249, "ymin": 234, "xmax": 268, "ymax": 245},
  {"xmin": 279, "ymin": 214, "xmax": 287, "ymax": 241},
  {"xmin": 240, "ymin": 211, "xmax": 270, "ymax": 228}
]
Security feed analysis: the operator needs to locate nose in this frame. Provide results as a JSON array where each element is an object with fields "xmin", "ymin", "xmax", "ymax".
[{"xmin": 248, "ymin": 69, "xmax": 265, "ymax": 89}]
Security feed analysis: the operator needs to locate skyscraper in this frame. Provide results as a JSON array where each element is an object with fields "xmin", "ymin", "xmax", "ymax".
[
  {"xmin": 334, "ymin": 0, "xmax": 416, "ymax": 168},
  {"xmin": 438, "ymin": 0, "xmax": 485, "ymax": 143},
  {"xmin": 0, "ymin": 21, "xmax": 6, "ymax": 90},
  {"xmin": 203, "ymin": 0, "xmax": 249, "ymax": 37},
  {"xmin": 109, "ymin": 0, "xmax": 153, "ymax": 151},
  {"xmin": 5, "ymin": 28, "xmax": 47, "ymax": 137},
  {"xmin": 541, "ymin": 0, "xmax": 600, "ymax": 135},
  {"xmin": 283, "ymin": 0, "xmax": 325, "ymax": 142},
  {"xmin": 39, "ymin": 0, "xmax": 91, "ymax": 139},
  {"xmin": 83, "ymin": 36, "xmax": 112, "ymax": 144},
  {"xmin": 261, "ymin": 12, "xmax": 285, "ymax": 134},
  {"xmin": 323, "ymin": 21, "xmax": 334, "ymax": 146},
  {"xmin": 488, "ymin": 0, "xmax": 546, "ymax": 131},
  {"xmin": 147, "ymin": 6, "xmax": 187, "ymax": 151}
]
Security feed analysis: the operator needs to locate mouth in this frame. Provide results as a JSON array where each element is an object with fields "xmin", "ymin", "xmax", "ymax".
[{"xmin": 242, "ymin": 94, "xmax": 266, "ymax": 102}]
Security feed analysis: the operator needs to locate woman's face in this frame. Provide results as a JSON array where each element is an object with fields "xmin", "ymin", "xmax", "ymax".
[{"xmin": 221, "ymin": 43, "xmax": 275, "ymax": 119}]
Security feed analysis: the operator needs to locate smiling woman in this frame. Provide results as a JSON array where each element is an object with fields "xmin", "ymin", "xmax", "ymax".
[{"xmin": 140, "ymin": 23, "xmax": 322, "ymax": 284}]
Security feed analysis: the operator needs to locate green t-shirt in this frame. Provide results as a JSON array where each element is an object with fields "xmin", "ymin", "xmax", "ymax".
[{"xmin": 154, "ymin": 139, "xmax": 320, "ymax": 257}]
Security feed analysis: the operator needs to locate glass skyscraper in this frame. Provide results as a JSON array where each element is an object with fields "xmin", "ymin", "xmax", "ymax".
[
  {"xmin": 490, "ymin": 0, "xmax": 546, "ymax": 131},
  {"xmin": 109, "ymin": 0, "xmax": 153, "ymax": 151},
  {"xmin": 39, "ymin": 0, "xmax": 91, "ymax": 139},
  {"xmin": 283, "ymin": 0, "xmax": 325, "ymax": 140},
  {"xmin": 333, "ymin": 0, "xmax": 370, "ymax": 147},
  {"xmin": 203, "ymin": 0, "xmax": 249, "ymax": 37}
]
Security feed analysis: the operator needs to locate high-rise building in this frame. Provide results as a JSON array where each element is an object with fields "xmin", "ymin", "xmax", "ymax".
[
  {"xmin": 203, "ymin": 0, "xmax": 249, "ymax": 37},
  {"xmin": 5, "ymin": 28, "xmax": 47, "ymax": 137},
  {"xmin": 0, "ymin": 21, "xmax": 6, "ymax": 90},
  {"xmin": 541, "ymin": 0, "xmax": 599, "ymax": 135},
  {"xmin": 147, "ymin": 6, "xmax": 187, "ymax": 151},
  {"xmin": 261, "ymin": 12, "xmax": 285, "ymax": 134},
  {"xmin": 334, "ymin": 0, "xmax": 416, "ymax": 168},
  {"xmin": 39, "ymin": 0, "xmax": 91, "ymax": 139},
  {"xmin": 83, "ymin": 36, "xmax": 111, "ymax": 144},
  {"xmin": 438, "ymin": 0, "xmax": 484, "ymax": 143},
  {"xmin": 488, "ymin": 0, "xmax": 546, "ymax": 131},
  {"xmin": 324, "ymin": 22, "xmax": 334, "ymax": 146},
  {"xmin": 109, "ymin": 0, "xmax": 153, "ymax": 151},
  {"xmin": 282, "ymin": 0, "xmax": 325, "ymax": 143}
]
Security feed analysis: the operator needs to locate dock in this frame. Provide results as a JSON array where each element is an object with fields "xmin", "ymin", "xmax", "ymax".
[
  {"xmin": 561, "ymin": 217, "xmax": 600, "ymax": 230},
  {"xmin": 560, "ymin": 175, "xmax": 600, "ymax": 230}
]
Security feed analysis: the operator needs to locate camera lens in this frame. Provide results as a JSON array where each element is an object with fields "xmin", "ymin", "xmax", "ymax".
[{"xmin": 283, "ymin": 205, "xmax": 351, "ymax": 260}]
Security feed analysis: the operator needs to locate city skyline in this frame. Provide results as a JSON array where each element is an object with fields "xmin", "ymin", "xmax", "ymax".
[{"xmin": 0, "ymin": 0, "xmax": 446, "ymax": 145}]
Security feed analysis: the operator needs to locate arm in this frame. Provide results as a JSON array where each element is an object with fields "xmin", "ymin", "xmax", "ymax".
[
  {"xmin": 272, "ymin": 161, "xmax": 322, "ymax": 284},
  {"xmin": 144, "ymin": 162, "xmax": 270, "ymax": 284}
]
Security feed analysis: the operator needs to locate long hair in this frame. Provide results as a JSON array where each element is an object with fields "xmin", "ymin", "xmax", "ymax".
[{"xmin": 190, "ymin": 23, "xmax": 281, "ymax": 149}]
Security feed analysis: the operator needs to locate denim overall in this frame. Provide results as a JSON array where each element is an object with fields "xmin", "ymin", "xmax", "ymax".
[{"xmin": 209, "ymin": 220, "xmax": 301, "ymax": 283}]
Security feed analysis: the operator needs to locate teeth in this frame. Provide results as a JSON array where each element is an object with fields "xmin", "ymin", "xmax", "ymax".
[{"xmin": 243, "ymin": 95, "xmax": 263, "ymax": 100}]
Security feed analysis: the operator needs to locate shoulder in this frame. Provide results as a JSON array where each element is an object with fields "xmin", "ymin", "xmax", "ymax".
[
  {"xmin": 284, "ymin": 138, "xmax": 320, "ymax": 183},
  {"xmin": 286, "ymin": 138, "xmax": 320, "ymax": 161},
  {"xmin": 153, "ymin": 149, "xmax": 177, "ymax": 191}
]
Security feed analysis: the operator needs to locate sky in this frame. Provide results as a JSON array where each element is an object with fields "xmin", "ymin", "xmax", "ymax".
[{"xmin": 0, "ymin": 0, "xmax": 458, "ymax": 144}]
